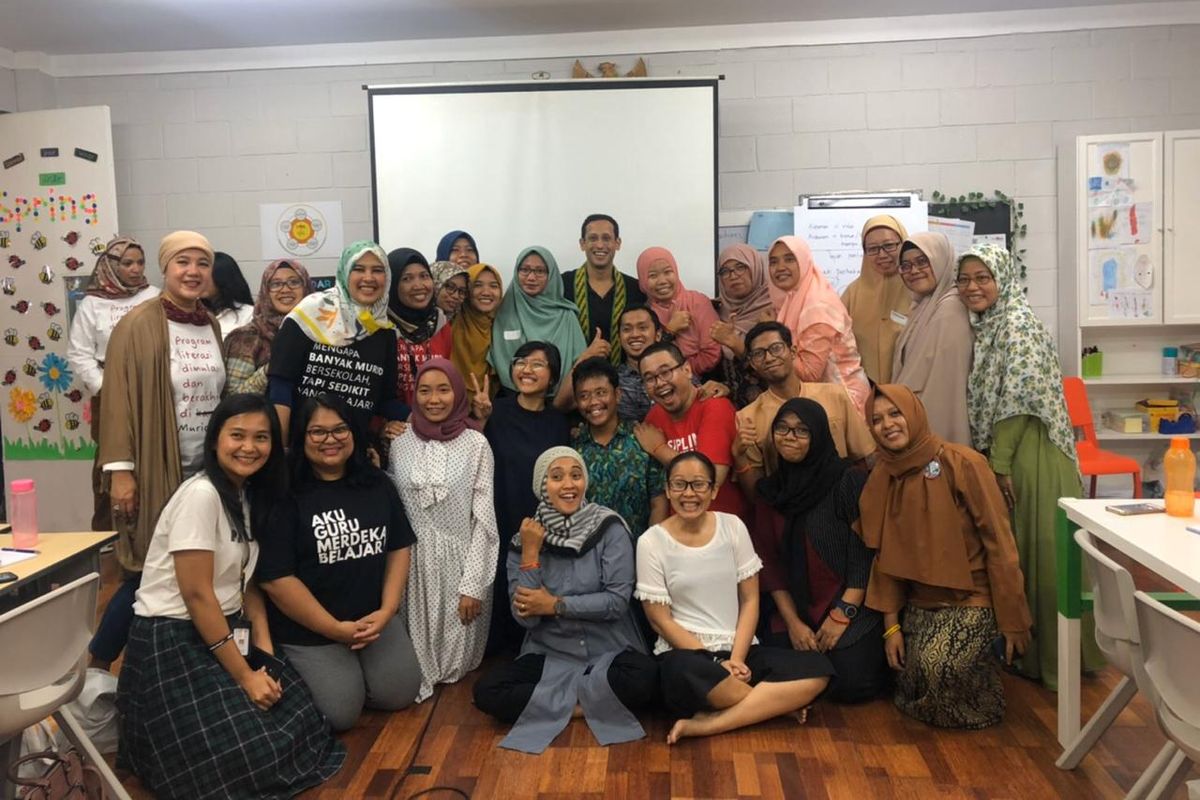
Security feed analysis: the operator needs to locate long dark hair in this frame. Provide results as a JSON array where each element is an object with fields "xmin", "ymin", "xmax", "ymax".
[
  {"xmin": 204, "ymin": 252, "xmax": 254, "ymax": 314},
  {"xmin": 202, "ymin": 393, "xmax": 287, "ymax": 542},
  {"xmin": 288, "ymin": 393, "xmax": 386, "ymax": 490}
]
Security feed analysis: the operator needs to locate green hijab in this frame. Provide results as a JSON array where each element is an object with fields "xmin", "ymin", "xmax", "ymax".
[
  {"xmin": 960, "ymin": 242, "xmax": 1076, "ymax": 462},
  {"xmin": 488, "ymin": 246, "xmax": 586, "ymax": 391}
]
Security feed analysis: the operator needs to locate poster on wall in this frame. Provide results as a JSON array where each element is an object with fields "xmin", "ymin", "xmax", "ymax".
[{"xmin": 259, "ymin": 201, "xmax": 344, "ymax": 262}]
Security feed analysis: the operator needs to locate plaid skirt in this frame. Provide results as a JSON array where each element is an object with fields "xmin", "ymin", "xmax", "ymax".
[{"xmin": 117, "ymin": 615, "xmax": 345, "ymax": 800}]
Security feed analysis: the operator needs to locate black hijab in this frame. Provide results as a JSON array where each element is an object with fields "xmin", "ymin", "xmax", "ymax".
[
  {"xmin": 756, "ymin": 398, "xmax": 850, "ymax": 517},
  {"xmin": 387, "ymin": 247, "xmax": 440, "ymax": 342}
]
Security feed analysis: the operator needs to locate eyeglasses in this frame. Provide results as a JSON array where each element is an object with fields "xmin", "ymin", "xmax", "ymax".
[
  {"xmin": 898, "ymin": 255, "xmax": 930, "ymax": 274},
  {"xmin": 865, "ymin": 242, "xmax": 901, "ymax": 257},
  {"xmin": 772, "ymin": 424, "xmax": 811, "ymax": 440},
  {"xmin": 667, "ymin": 478, "xmax": 713, "ymax": 493},
  {"xmin": 955, "ymin": 274, "xmax": 995, "ymax": 289},
  {"xmin": 306, "ymin": 424, "xmax": 351, "ymax": 443},
  {"xmin": 440, "ymin": 284, "xmax": 467, "ymax": 298},
  {"xmin": 717, "ymin": 263, "xmax": 750, "ymax": 280},
  {"xmin": 517, "ymin": 266, "xmax": 549, "ymax": 277},
  {"xmin": 267, "ymin": 278, "xmax": 305, "ymax": 291},
  {"xmin": 747, "ymin": 341, "xmax": 789, "ymax": 364},
  {"xmin": 513, "ymin": 358, "xmax": 549, "ymax": 372},
  {"xmin": 641, "ymin": 363, "xmax": 683, "ymax": 387}
]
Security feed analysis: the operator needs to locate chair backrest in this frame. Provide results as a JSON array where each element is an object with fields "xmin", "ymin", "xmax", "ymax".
[
  {"xmin": 1062, "ymin": 377, "xmax": 1097, "ymax": 446},
  {"xmin": 1133, "ymin": 590, "xmax": 1200, "ymax": 752},
  {"xmin": 1074, "ymin": 529, "xmax": 1139, "ymax": 676},
  {"xmin": 0, "ymin": 573, "xmax": 98, "ymax": 697}
]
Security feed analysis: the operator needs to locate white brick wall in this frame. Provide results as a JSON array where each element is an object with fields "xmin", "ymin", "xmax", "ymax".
[{"xmin": 10, "ymin": 22, "xmax": 1200, "ymax": 336}]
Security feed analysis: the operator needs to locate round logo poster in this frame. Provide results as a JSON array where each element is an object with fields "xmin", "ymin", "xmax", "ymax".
[{"xmin": 277, "ymin": 204, "xmax": 327, "ymax": 255}]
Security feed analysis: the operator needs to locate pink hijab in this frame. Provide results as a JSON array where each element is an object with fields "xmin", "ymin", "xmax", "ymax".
[
  {"xmin": 410, "ymin": 357, "xmax": 480, "ymax": 442},
  {"xmin": 635, "ymin": 246, "xmax": 721, "ymax": 374}
]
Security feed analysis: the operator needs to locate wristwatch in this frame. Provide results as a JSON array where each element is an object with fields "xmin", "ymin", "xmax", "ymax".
[
  {"xmin": 834, "ymin": 599, "xmax": 859, "ymax": 620},
  {"xmin": 554, "ymin": 598, "xmax": 566, "ymax": 617}
]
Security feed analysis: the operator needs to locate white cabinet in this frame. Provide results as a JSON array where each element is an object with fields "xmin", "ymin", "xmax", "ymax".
[{"xmin": 1164, "ymin": 131, "xmax": 1200, "ymax": 324}]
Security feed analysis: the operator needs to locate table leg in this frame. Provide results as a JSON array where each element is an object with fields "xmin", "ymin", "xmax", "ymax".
[{"xmin": 1056, "ymin": 508, "xmax": 1084, "ymax": 748}]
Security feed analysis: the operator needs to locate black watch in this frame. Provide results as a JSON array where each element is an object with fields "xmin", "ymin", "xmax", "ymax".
[{"xmin": 834, "ymin": 599, "xmax": 859, "ymax": 620}]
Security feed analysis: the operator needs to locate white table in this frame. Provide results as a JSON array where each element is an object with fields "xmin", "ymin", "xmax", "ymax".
[{"xmin": 1056, "ymin": 498, "xmax": 1200, "ymax": 747}]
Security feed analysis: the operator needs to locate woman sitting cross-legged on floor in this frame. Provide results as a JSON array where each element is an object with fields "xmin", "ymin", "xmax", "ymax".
[
  {"xmin": 473, "ymin": 446, "xmax": 658, "ymax": 753},
  {"xmin": 636, "ymin": 451, "xmax": 833, "ymax": 744}
]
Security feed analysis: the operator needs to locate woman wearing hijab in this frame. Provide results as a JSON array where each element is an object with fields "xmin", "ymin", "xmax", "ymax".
[
  {"xmin": 956, "ymin": 243, "xmax": 1101, "ymax": 688},
  {"xmin": 860, "ymin": 384, "xmax": 1032, "ymax": 729},
  {"xmin": 709, "ymin": 243, "xmax": 782, "ymax": 407},
  {"xmin": 387, "ymin": 247, "xmax": 451, "ymax": 407},
  {"xmin": 430, "ymin": 260, "xmax": 470, "ymax": 319},
  {"xmin": 768, "ymin": 236, "xmax": 869, "ymax": 413},
  {"xmin": 450, "ymin": 262, "xmax": 504, "ymax": 402},
  {"xmin": 390, "ymin": 358, "xmax": 498, "ymax": 702},
  {"xmin": 489, "ymin": 246, "xmax": 587, "ymax": 403},
  {"xmin": 268, "ymin": 240, "xmax": 406, "ymax": 440},
  {"xmin": 435, "ymin": 229, "xmax": 479, "ymax": 270},
  {"xmin": 840, "ymin": 215, "xmax": 910, "ymax": 385},
  {"xmin": 753, "ymin": 399, "xmax": 885, "ymax": 703},
  {"xmin": 222, "ymin": 259, "xmax": 313, "ymax": 396},
  {"xmin": 636, "ymin": 246, "xmax": 721, "ymax": 376},
  {"xmin": 891, "ymin": 233, "xmax": 973, "ymax": 446},
  {"xmin": 473, "ymin": 446, "xmax": 658, "ymax": 754},
  {"xmin": 67, "ymin": 235, "xmax": 161, "ymax": 531}
]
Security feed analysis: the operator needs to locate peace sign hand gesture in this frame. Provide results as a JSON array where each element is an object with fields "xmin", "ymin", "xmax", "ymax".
[{"xmin": 469, "ymin": 373, "xmax": 493, "ymax": 423}]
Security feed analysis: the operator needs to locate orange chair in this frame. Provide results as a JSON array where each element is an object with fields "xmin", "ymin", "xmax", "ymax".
[{"xmin": 1062, "ymin": 377, "xmax": 1142, "ymax": 498}]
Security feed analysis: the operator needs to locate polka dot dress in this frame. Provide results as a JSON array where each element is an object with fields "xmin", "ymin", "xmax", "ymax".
[{"xmin": 390, "ymin": 429, "xmax": 498, "ymax": 702}]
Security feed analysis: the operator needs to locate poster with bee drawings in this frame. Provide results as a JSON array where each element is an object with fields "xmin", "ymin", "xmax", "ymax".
[{"xmin": 0, "ymin": 106, "xmax": 118, "ymax": 530}]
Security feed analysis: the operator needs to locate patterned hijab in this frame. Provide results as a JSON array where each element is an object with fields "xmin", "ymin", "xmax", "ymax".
[
  {"xmin": 85, "ymin": 236, "xmax": 149, "ymax": 299},
  {"xmin": 286, "ymin": 240, "xmax": 393, "ymax": 347},
  {"xmin": 508, "ymin": 446, "xmax": 622, "ymax": 557},
  {"xmin": 450, "ymin": 263, "xmax": 503, "ymax": 393},
  {"xmin": 717, "ymin": 243, "xmax": 781, "ymax": 358},
  {"xmin": 387, "ymin": 247, "xmax": 444, "ymax": 343},
  {"xmin": 225, "ymin": 258, "xmax": 313, "ymax": 365},
  {"xmin": 959, "ymin": 243, "xmax": 1076, "ymax": 462}
]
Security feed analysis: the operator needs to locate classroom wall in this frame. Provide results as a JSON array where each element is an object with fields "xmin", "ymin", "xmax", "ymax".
[
  {"xmin": 0, "ymin": 66, "xmax": 16, "ymax": 112},
  {"xmin": 10, "ymin": 23, "xmax": 1200, "ymax": 339}
]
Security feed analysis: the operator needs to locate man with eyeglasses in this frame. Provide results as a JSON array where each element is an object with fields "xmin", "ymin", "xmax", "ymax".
[
  {"xmin": 561, "ymin": 214, "xmax": 647, "ymax": 365},
  {"xmin": 633, "ymin": 341, "xmax": 745, "ymax": 516},
  {"xmin": 732, "ymin": 321, "xmax": 874, "ymax": 502}
]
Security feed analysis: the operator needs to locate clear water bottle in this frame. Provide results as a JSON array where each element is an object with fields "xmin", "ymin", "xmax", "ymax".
[{"xmin": 9, "ymin": 478, "xmax": 38, "ymax": 548}]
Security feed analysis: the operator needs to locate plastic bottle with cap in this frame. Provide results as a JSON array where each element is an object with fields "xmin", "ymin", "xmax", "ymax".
[
  {"xmin": 1162, "ymin": 346, "xmax": 1179, "ymax": 377},
  {"xmin": 1163, "ymin": 437, "xmax": 1196, "ymax": 518},
  {"xmin": 9, "ymin": 478, "xmax": 39, "ymax": 548}
]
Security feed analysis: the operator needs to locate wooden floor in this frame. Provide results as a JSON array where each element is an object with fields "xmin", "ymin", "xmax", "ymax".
[{"xmin": 98, "ymin": 553, "xmax": 1199, "ymax": 800}]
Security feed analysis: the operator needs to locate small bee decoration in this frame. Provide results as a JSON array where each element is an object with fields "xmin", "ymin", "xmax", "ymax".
[
  {"xmin": 47, "ymin": 323, "xmax": 63, "ymax": 342},
  {"xmin": 2, "ymin": 370, "xmax": 16, "ymax": 386},
  {"xmin": 38, "ymin": 392, "xmax": 53, "ymax": 410},
  {"xmin": 0, "ymin": 231, "xmax": 10, "ymax": 248},
  {"xmin": 88, "ymin": 238, "xmax": 106, "ymax": 255},
  {"xmin": 40, "ymin": 301, "xmax": 60, "ymax": 316},
  {"xmin": 63, "ymin": 256, "xmax": 82, "ymax": 271},
  {"xmin": 38, "ymin": 265, "xmax": 53, "ymax": 285},
  {"xmin": 11, "ymin": 300, "xmax": 29, "ymax": 314},
  {"xmin": 64, "ymin": 412, "xmax": 80, "ymax": 431},
  {"xmin": 30, "ymin": 231, "xmax": 48, "ymax": 250},
  {"xmin": 4, "ymin": 328, "xmax": 18, "ymax": 346},
  {"xmin": 27, "ymin": 335, "xmax": 44, "ymax": 351},
  {"xmin": 1, "ymin": 277, "xmax": 15, "ymax": 295},
  {"xmin": 66, "ymin": 388, "xmax": 83, "ymax": 402},
  {"xmin": 34, "ymin": 418, "xmax": 52, "ymax": 433},
  {"xmin": 22, "ymin": 359, "xmax": 37, "ymax": 376},
  {"xmin": 62, "ymin": 231, "xmax": 80, "ymax": 246},
  {"xmin": 8, "ymin": 255, "xmax": 25, "ymax": 269}
]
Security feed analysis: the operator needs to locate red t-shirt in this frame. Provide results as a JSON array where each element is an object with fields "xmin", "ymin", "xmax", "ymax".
[{"xmin": 645, "ymin": 395, "xmax": 746, "ymax": 517}]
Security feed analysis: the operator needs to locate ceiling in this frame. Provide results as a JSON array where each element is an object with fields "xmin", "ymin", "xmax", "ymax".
[{"xmin": 0, "ymin": 0, "xmax": 1155, "ymax": 56}]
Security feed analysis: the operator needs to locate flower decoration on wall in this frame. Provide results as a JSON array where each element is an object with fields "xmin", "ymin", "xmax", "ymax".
[
  {"xmin": 38, "ymin": 352, "xmax": 72, "ymax": 393},
  {"xmin": 7, "ymin": 385, "xmax": 36, "ymax": 444}
]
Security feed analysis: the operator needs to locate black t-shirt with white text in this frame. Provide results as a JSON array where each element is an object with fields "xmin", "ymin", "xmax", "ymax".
[{"xmin": 257, "ymin": 475, "xmax": 416, "ymax": 647}]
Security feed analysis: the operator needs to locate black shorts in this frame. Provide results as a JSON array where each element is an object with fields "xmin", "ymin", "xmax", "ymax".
[{"xmin": 657, "ymin": 645, "xmax": 835, "ymax": 717}]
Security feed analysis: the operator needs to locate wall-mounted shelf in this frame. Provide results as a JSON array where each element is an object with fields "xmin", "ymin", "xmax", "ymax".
[
  {"xmin": 1085, "ymin": 374, "xmax": 1199, "ymax": 385},
  {"xmin": 1095, "ymin": 431, "xmax": 1200, "ymax": 441}
]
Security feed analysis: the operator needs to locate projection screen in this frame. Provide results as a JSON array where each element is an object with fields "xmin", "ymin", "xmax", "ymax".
[{"xmin": 368, "ymin": 79, "xmax": 719, "ymax": 295}]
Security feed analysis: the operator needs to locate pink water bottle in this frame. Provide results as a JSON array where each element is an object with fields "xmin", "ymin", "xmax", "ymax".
[{"xmin": 10, "ymin": 479, "xmax": 39, "ymax": 548}]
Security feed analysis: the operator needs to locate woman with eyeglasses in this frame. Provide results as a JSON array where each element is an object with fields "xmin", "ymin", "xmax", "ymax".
[
  {"xmin": 390, "ymin": 359, "xmax": 498, "ymax": 701},
  {"xmin": 753, "ymin": 399, "xmax": 886, "ymax": 703},
  {"xmin": 839, "ymin": 216, "xmax": 911, "ymax": 385},
  {"xmin": 472, "ymin": 340, "xmax": 572, "ymax": 654},
  {"xmin": 257, "ymin": 393, "xmax": 421, "ymax": 731},
  {"xmin": 637, "ymin": 451, "xmax": 833, "ymax": 744},
  {"xmin": 430, "ymin": 260, "xmax": 470, "ymax": 319},
  {"xmin": 956, "ymin": 243, "xmax": 1099, "ymax": 689},
  {"xmin": 890, "ymin": 233, "xmax": 973, "ymax": 446},
  {"xmin": 489, "ymin": 246, "xmax": 588, "ymax": 407},
  {"xmin": 387, "ymin": 248, "xmax": 451, "ymax": 408},
  {"xmin": 767, "ymin": 236, "xmax": 870, "ymax": 413},
  {"xmin": 708, "ymin": 244, "xmax": 782, "ymax": 408},
  {"xmin": 223, "ymin": 259, "xmax": 313, "ymax": 396}
]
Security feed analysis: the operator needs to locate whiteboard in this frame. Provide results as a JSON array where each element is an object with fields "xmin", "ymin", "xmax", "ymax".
[
  {"xmin": 793, "ymin": 194, "xmax": 928, "ymax": 293},
  {"xmin": 369, "ymin": 80, "xmax": 719, "ymax": 295}
]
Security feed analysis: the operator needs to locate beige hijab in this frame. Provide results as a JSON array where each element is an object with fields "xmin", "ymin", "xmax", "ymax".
[
  {"xmin": 840, "ymin": 215, "xmax": 910, "ymax": 384},
  {"xmin": 891, "ymin": 233, "xmax": 973, "ymax": 445}
]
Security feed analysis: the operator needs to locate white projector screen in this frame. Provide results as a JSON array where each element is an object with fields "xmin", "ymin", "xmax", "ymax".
[{"xmin": 369, "ymin": 79, "xmax": 719, "ymax": 296}]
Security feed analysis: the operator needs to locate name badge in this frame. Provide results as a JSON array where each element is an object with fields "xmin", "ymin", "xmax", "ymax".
[
  {"xmin": 890, "ymin": 310, "xmax": 908, "ymax": 327},
  {"xmin": 232, "ymin": 622, "xmax": 251, "ymax": 657},
  {"xmin": 503, "ymin": 329, "xmax": 522, "ymax": 341}
]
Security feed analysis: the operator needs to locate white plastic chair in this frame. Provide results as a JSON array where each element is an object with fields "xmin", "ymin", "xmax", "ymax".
[
  {"xmin": 0, "ymin": 573, "xmax": 131, "ymax": 800},
  {"xmin": 1132, "ymin": 590, "xmax": 1200, "ymax": 800},
  {"xmin": 1057, "ymin": 530, "xmax": 1181, "ymax": 800}
]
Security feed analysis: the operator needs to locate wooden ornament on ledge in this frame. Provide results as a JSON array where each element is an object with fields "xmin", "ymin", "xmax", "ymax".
[{"xmin": 572, "ymin": 58, "xmax": 647, "ymax": 78}]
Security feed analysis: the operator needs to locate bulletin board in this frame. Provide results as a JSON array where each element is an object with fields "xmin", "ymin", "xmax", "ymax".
[{"xmin": 0, "ymin": 106, "xmax": 119, "ymax": 531}]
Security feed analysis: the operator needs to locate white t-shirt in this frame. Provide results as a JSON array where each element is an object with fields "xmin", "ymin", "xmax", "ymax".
[
  {"xmin": 168, "ymin": 320, "xmax": 225, "ymax": 475},
  {"xmin": 66, "ymin": 286, "xmax": 162, "ymax": 396},
  {"xmin": 133, "ymin": 474, "xmax": 259, "ymax": 620},
  {"xmin": 213, "ymin": 304, "xmax": 253, "ymax": 340},
  {"xmin": 635, "ymin": 511, "xmax": 763, "ymax": 655}
]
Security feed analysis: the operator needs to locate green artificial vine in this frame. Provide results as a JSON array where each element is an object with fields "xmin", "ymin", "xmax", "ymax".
[{"xmin": 929, "ymin": 189, "xmax": 1027, "ymax": 280}]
